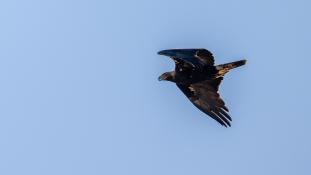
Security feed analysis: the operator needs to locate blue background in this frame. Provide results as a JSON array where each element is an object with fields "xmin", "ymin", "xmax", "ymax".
[{"xmin": 1, "ymin": 0, "xmax": 310, "ymax": 174}]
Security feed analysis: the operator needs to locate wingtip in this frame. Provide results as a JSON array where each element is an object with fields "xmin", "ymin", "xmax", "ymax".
[
  {"xmin": 223, "ymin": 106, "xmax": 229, "ymax": 112},
  {"xmin": 222, "ymin": 121, "xmax": 231, "ymax": 128},
  {"xmin": 222, "ymin": 123, "xmax": 231, "ymax": 128}
]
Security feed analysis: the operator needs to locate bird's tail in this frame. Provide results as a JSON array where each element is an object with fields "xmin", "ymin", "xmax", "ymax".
[{"xmin": 216, "ymin": 59, "xmax": 246, "ymax": 77}]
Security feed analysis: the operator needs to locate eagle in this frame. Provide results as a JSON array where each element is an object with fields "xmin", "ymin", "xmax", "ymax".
[{"xmin": 158, "ymin": 49, "xmax": 246, "ymax": 127}]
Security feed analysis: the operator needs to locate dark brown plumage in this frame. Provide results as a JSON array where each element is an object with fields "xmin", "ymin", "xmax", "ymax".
[{"xmin": 158, "ymin": 48, "xmax": 246, "ymax": 127}]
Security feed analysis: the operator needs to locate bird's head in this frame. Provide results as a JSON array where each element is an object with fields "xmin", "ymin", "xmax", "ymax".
[{"xmin": 158, "ymin": 71, "xmax": 176, "ymax": 82}]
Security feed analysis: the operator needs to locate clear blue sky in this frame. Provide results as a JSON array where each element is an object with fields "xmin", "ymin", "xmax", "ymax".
[{"xmin": 0, "ymin": 0, "xmax": 310, "ymax": 174}]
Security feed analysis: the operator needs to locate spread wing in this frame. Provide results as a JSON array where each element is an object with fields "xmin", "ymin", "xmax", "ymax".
[
  {"xmin": 158, "ymin": 49, "xmax": 215, "ymax": 69},
  {"xmin": 177, "ymin": 78, "xmax": 232, "ymax": 127}
]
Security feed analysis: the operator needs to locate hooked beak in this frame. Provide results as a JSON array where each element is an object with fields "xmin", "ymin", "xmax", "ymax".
[{"xmin": 158, "ymin": 74, "xmax": 165, "ymax": 81}]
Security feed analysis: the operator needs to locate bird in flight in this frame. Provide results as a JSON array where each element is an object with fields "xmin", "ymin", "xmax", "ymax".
[{"xmin": 158, "ymin": 48, "xmax": 246, "ymax": 127}]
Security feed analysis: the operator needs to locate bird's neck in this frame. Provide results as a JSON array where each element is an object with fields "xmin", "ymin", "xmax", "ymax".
[{"xmin": 168, "ymin": 71, "xmax": 177, "ymax": 82}]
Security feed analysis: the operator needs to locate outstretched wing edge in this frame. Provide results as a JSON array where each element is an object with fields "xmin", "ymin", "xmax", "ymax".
[
  {"xmin": 177, "ymin": 79, "xmax": 231, "ymax": 127},
  {"xmin": 158, "ymin": 49, "xmax": 215, "ymax": 69}
]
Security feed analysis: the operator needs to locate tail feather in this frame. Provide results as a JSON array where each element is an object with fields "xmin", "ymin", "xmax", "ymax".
[{"xmin": 216, "ymin": 59, "xmax": 246, "ymax": 76}]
